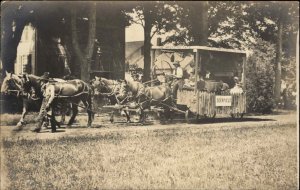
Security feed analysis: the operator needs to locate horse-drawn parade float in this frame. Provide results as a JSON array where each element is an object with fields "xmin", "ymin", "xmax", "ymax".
[
  {"xmin": 1, "ymin": 45, "xmax": 247, "ymax": 133},
  {"xmin": 0, "ymin": 2, "xmax": 298, "ymax": 190},
  {"xmin": 151, "ymin": 46, "xmax": 247, "ymax": 121},
  {"xmin": 98, "ymin": 45, "xmax": 247, "ymax": 124}
]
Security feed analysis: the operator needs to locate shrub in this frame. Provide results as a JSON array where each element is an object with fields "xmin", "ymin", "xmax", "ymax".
[{"xmin": 246, "ymin": 39, "xmax": 275, "ymax": 114}]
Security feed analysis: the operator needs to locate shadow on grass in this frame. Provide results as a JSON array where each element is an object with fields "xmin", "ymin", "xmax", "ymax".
[
  {"xmin": 57, "ymin": 125, "xmax": 91, "ymax": 129},
  {"xmin": 156, "ymin": 117, "xmax": 276, "ymax": 125},
  {"xmin": 10, "ymin": 116, "xmax": 276, "ymax": 130},
  {"xmin": 192, "ymin": 117, "xmax": 275, "ymax": 124},
  {"xmin": 93, "ymin": 116, "xmax": 276, "ymax": 126},
  {"xmin": 39, "ymin": 129, "xmax": 66, "ymax": 133},
  {"xmin": 100, "ymin": 121, "xmax": 155, "ymax": 127}
]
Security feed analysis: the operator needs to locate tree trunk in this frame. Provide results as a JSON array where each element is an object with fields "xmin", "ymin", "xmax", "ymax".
[
  {"xmin": 199, "ymin": 1, "xmax": 208, "ymax": 45},
  {"xmin": 189, "ymin": 1, "xmax": 208, "ymax": 46},
  {"xmin": 70, "ymin": 3, "xmax": 96, "ymax": 82},
  {"xmin": 143, "ymin": 9, "xmax": 152, "ymax": 82},
  {"xmin": 274, "ymin": 18, "xmax": 283, "ymax": 103}
]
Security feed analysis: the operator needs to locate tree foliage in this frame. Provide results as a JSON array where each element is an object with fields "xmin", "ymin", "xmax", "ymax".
[
  {"xmin": 124, "ymin": 1, "xmax": 179, "ymax": 81},
  {"xmin": 246, "ymin": 39, "xmax": 276, "ymax": 113},
  {"xmin": 163, "ymin": 1, "xmax": 210, "ymax": 45},
  {"xmin": 244, "ymin": 1, "xmax": 299, "ymax": 103}
]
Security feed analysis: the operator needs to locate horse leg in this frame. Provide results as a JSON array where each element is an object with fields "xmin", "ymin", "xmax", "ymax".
[
  {"xmin": 124, "ymin": 110, "xmax": 131, "ymax": 123},
  {"xmin": 67, "ymin": 103, "xmax": 78, "ymax": 127},
  {"xmin": 60, "ymin": 102, "xmax": 72, "ymax": 125},
  {"xmin": 138, "ymin": 100, "xmax": 149, "ymax": 124},
  {"xmin": 51, "ymin": 103, "xmax": 63, "ymax": 127},
  {"xmin": 87, "ymin": 94, "xmax": 94, "ymax": 127},
  {"xmin": 169, "ymin": 110, "xmax": 174, "ymax": 122},
  {"xmin": 49, "ymin": 107, "xmax": 57, "ymax": 133},
  {"xmin": 165, "ymin": 107, "xmax": 174, "ymax": 122},
  {"xmin": 82, "ymin": 97, "xmax": 93, "ymax": 128},
  {"xmin": 60, "ymin": 104, "xmax": 66, "ymax": 125},
  {"xmin": 60, "ymin": 114, "xmax": 65, "ymax": 126},
  {"xmin": 138, "ymin": 108, "xmax": 145, "ymax": 124},
  {"xmin": 110, "ymin": 112, "xmax": 115, "ymax": 123},
  {"xmin": 14, "ymin": 99, "xmax": 28, "ymax": 131},
  {"xmin": 52, "ymin": 104, "xmax": 61, "ymax": 129}
]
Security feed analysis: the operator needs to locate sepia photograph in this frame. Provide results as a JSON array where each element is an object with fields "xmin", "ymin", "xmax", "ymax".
[{"xmin": 0, "ymin": 1, "xmax": 299, "ymax": 189}]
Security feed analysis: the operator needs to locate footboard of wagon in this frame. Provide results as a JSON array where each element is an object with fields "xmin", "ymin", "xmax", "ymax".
[{"xmin": 177, "ymin": 89, "xmax": 246, "ymax": 119}]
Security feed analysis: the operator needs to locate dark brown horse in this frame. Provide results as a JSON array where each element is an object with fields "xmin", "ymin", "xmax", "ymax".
[
  {"xmin": 0, "ymin": 72, "xmax": 67, "ymax": 131},
  {"xmin": 21, "ymin": 74, "xmax": 93, "ymax": 132}
]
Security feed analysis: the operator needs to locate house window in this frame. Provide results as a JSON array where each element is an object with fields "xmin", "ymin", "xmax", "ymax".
[
  {"xmin": 22, "ymin": 55, "xmax": 27, "ymax": 65},
  {"xmin": 21, "ymin": 55, "xmax": 28, "ymax": 73}
]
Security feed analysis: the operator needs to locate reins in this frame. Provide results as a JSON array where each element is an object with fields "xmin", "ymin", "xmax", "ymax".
[
  {"xmin": 55, "ymin": 91, "xmax": 90, "ymax": 98},
  {"xmin": 142, "ymin": 78, "xmax": 160, "ymax": 85}
]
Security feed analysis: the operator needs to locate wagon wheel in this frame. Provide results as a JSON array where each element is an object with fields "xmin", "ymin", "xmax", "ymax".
[
  {"xmin": 203, "ymin": 111, "xmax": 216, "ymax": 119},
  {"xmin": 239, "ymin": 113, "xmax": 244, "ymax": 119},
  {"xmin": 196, "ymin": 114, "xmax": 201, "ymax": 122},
  {"xmin": 185, "ymin": 109, "xmax": 197, "ymax": 123},
  {"xmin": 185, "ymin": 109, "xmax": 191, "ymax": 123},
  {"xmin": 230, "ymin": 112, "xmax": 244, "ymax": 119}
]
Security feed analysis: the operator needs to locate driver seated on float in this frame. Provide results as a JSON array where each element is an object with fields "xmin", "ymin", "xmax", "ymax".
[{"xmin": 170, "ymin": 61, "xmax": 184, "ymax": 99}]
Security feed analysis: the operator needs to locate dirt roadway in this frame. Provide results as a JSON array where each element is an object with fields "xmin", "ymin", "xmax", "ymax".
[{"xmin": 0, "ymin": 111, "xmax": 298, "ymax": 141}]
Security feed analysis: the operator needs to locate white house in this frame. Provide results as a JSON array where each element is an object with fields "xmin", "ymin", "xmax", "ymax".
[{"xmin": 14, "ymin": 23, "xmax": 37, "ymax": 75}]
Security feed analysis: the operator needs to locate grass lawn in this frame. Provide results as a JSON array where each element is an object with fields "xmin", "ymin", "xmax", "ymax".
[{"xmin": 2, "ymin": 123, "xmax": 298, "ymax": 189}]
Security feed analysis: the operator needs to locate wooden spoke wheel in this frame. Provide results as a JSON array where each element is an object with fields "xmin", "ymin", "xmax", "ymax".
[
  {"xmin": 230, "ymin": 112, "xmax": 244, "ymax": 119},
  {"xmin": 185, "ymin": 109, "xmax": 196, "ymax": 123},
  {"xmin": 203, "ymin": 112, "xmax": 216, "ymax": 119}
]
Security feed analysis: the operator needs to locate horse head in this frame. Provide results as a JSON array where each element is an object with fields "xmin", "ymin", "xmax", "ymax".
[
  {"xmin": 1, "ymin": 71, "xmax": 23, "ymax": 95},
  {"xmin": 90, "ymin": 76, "xmax": 111, "ymax": 95},
  {"xmin": 123, "ymin": 79, "xmax": 137, "ymax": 95},
  {"xmin": 20, "ymin": 74, "xmax": 44, "ymax": 99},
  {"xmin": 123, "ymin": 79, "xmax": 147, "ymax": 103}
]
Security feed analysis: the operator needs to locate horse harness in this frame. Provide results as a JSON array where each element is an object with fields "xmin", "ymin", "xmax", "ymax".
[{"xmin": 43, "ymin": 81, "xmax": 90, "ymax": 98}]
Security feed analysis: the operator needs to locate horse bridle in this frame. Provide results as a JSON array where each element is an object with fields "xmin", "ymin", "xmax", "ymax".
[
  {"xmin": 93, "ymin": 79, "xmax": 117, "ymax": 96},
  {"xmin": 20, "ymin": 74, "xmax": 42, "ymax": 100},
  {"xmin": 4, "ymin": 76, "xmax": 24, "ymax": 97}
]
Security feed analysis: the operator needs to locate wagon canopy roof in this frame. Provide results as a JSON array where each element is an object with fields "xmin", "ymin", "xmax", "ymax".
[{"xmin": 152, "ymin": 46, "xmax": 247, "ymax": 55}]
